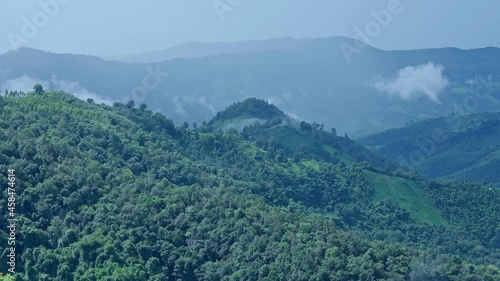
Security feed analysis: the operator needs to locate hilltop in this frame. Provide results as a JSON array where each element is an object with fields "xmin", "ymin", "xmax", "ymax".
[
  {"xmin": 205, "ymin": 98, "xmax": 395, "ymax": 168},
  {"xmin": 207, "ymin": 98, "xmax": 288, "ymax": 131}
]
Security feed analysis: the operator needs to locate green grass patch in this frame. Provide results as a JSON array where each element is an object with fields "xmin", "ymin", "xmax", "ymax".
[
  {"xmin": 288, "ymin": 160, "xmax": 322, "ymax": 174},
  {"xmin": 269, "ymin": 125, "xmax": 310, "ymax": 152},
  {"xmin": 242, "ymin": 140, "xmax": 267, "ymax": 157},
  {"xmin": 321, "ymin": 145, "xmax": 356, "ymax": 164},
  {"xmin": 364, "ymin": 170, "xmax": 448, "ymax": 226}
]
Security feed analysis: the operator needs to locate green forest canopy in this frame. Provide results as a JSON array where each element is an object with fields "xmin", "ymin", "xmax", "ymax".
[{"xmin": 0, "ymin": 90, "xmax": 498, "ymax": 280}]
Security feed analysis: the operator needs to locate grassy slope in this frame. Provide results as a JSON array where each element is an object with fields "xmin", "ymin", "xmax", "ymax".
[
  {"xmin": 363, "ymin": 171, "xmax": 448, "ymax": 226},
  {"xmin": 264, "ymin": 125, "xmax": 366, "ymax": 165},
  {"xmin": 248, "ymin": 122, "xmax": 451, "ymax": 225},
  {"xmin": 247, "ymin": 122, "xmax": 447, "ymax": 225}
]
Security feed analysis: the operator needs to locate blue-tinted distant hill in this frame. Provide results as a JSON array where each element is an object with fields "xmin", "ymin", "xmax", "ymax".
[
  {"xmin": 1, "ymin": 37, "xmax": 500, "ymax": 136},
  {"xmin": 104, "ymin": 37, "xmax": 312, "ymax": 63},
  {"xmin": 360, "ymin": 112, "xmax": 500, "ymax": 186}
]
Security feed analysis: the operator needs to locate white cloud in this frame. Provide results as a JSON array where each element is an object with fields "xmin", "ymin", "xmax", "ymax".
[
  {"xmin": 1, "ymin": 75, "xmax": 115, "ymax": 105},
  {"xmin": 1, "ymin": 76, "xmax": 45, "ymax": 93},
  {"xmin": 370, "ymin": 62, "xmax": 449, "ymax": 102},
  {"xmin": 172, "ymin": 96, "xmax": 188, "ymax": 117},
  {"xmin": 184, "ymin": 95, "xmax": 217, "ymax": 115},
  {"xmin": 51, "ymin": 79, "xmax": 115, "ymax": 105},
  {"xmin": 265, "ymin": 95, "xmax": 303, "ymax": 121}
]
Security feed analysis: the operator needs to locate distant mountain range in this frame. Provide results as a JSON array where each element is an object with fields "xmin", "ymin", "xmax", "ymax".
[
  {"xmin": 1, "ymin": 37, "xmax": 500, "ymax": 136},
  {"xmin": 104, "ymin": 38, "xmax": 312, "ymax": 63}
]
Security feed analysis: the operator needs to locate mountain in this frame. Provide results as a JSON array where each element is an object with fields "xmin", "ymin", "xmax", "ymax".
[
  {"xmin": 359, "ymin": 112, "xmax": 500, "ymax": 186},
  {"xmin": 206, "ymin": 98, "xmax": 394, "ymax": 169},
  {"xmin": 208, "ymin": 97, "xmax": 288, "ymax": 129},
  {"xmin": 1, "ymin": 37, "xmax": 500, "ymax": 137},
  {"xmin": 0, "ymin": 90, "xmax": 499, "ymax": 280},
  {"xmin": 104, "ymin": 38, "xmax": 311, "ymax": 63}
]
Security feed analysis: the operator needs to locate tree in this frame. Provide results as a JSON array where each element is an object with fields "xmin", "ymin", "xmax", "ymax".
[
  {"xmin": 300, "ymin": 121, "xmax": 312, "ymax": 132},
  {"xmin": 34, "ymin": 84, "xmax": 44, "ymax": 95},
  {"xmin": 87, "ymin": 98, "xmax": 95, "ymax": 104},
  {"xmin": 127, "ymin": 100, "xmax": 135, "ymax": 109},
  {"xmin": 330, "ymin": 128, "xmax": 337, "ymax": 135}
]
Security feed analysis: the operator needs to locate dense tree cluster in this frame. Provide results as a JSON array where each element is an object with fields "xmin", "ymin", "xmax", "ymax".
[
  {"xmin": 0, "ymin": 92, "xmax": 498, "ymax": 280},
  {"xmin": 209, "ymin": 98, "xmax": 286, "ymax": 125}
]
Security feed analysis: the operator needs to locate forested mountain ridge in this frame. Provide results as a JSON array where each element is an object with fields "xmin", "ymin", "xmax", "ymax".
[
  {"xmin": 205, "ymin": 98, "xmax": 395, "ymax": 170},
  {"xmin": 0, "ymin": 90, "xmax": 499, "ymax": 280},
  {"xmin": 359, "ymin": 112, "xmax": 500, "ymax": 186},
  {"xmin": 2, "ymin": 37, "xmax": 500, "ymax": 136}
]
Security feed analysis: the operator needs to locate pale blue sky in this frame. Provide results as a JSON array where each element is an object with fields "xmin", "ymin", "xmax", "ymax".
[{"xmin": 1, "ymin": 0, "xmax": 499, "ymax": 56}]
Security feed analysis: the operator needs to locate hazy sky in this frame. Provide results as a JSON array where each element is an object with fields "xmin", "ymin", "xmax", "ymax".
[{"xmin": 1, "ymin": 0, "xmax": 499, "ymax": 56}]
